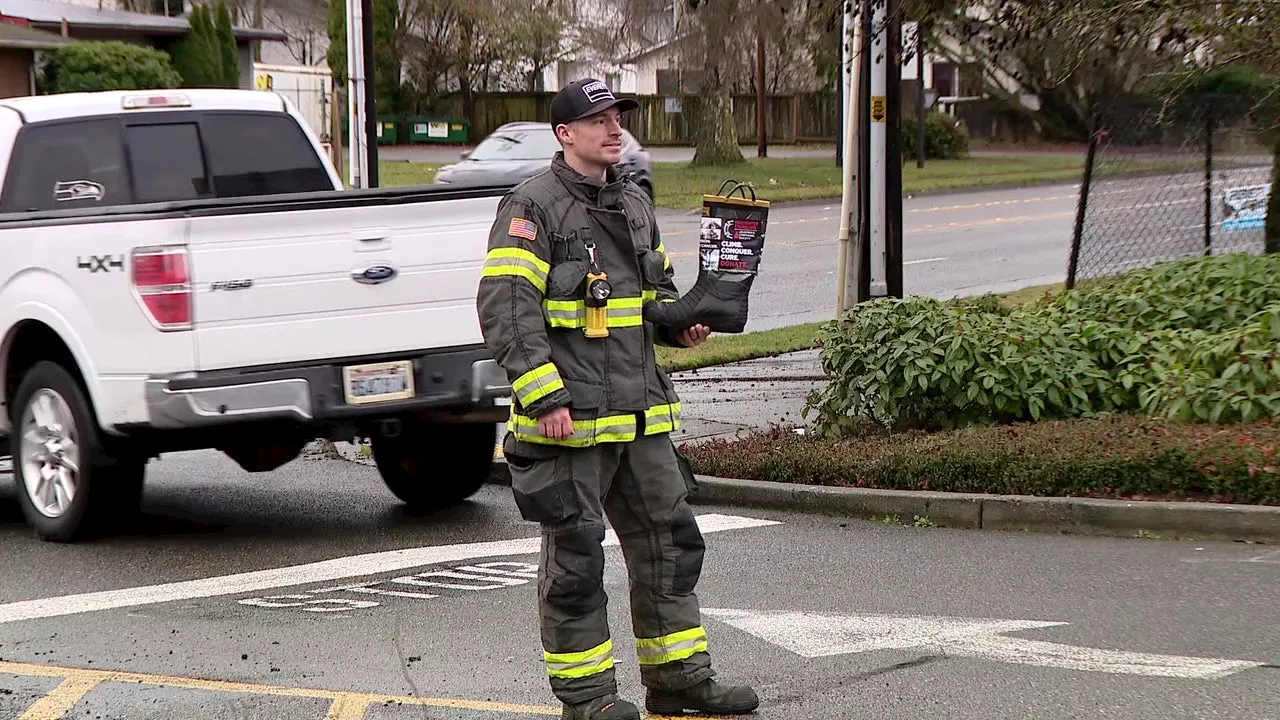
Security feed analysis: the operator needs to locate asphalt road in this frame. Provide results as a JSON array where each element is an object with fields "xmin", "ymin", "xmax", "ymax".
[
  {"xmin": 2, "ymin": 451, "xmax": 1278, "ymax": 719},
  {"xmin": 656, "ymin": 183, "xmax": 1081, "ymax": 332}
]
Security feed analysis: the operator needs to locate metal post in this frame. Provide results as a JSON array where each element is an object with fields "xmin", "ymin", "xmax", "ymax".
[
  {"xmin": 1068, "ymin": 111, "xmax": 1102, "ymax": 289},
  {"xmin": 362, "ymin": 0, "xmax": 379, "ymax": 187},
  {"xmin": 756, "ymin": 21, "xmax": 767, "ymax": 158},
  {"xmin": 885, "ymin": 0, "xmax": 903, "ymax": 299},
  {"xmin": 916, "ymin": 20, "xmax": 926, "ymax": 169},
  {"xmin": 856, "ymin": 0, "xmax": 872, "ymax": 304},
  {"xmin": 1204, "ymin": 107, "xmax": 1213, "ymax": 256}
]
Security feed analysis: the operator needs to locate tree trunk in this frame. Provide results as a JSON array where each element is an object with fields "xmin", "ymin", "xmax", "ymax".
[{"xmin": 690, "ymin": 89, "xmax": 743, "ymax": 166}]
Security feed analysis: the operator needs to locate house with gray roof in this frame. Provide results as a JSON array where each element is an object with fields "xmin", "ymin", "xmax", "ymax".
[{"xmin": 0, "ymin": 0, "xmax": 285, "ymax": 94}]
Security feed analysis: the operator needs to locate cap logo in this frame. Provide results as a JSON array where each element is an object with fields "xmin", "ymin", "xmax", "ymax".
[{"xmin": 581, "ymin": 80, "xmax": 613, "ymax": 104}]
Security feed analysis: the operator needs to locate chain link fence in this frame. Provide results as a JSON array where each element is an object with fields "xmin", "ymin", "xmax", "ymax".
[{"xmin": 1067, "ymin": 94, "xmax": 1276, "ymax": 286}]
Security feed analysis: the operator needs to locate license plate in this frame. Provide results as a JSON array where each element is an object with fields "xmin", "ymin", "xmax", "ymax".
[{"xmin": 342, "ymin": 360, "xmax": 415, "ymax": 405}]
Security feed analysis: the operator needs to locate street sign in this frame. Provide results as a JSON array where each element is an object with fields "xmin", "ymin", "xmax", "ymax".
[{"xmin": 702, "ymin": 608, "xmax": 1264, "ymax": 680}]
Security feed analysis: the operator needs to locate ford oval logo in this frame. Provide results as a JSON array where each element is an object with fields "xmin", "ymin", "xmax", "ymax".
[{"xmin": 352, "ymin": 263, "xmax": 398, "ymax": 285}]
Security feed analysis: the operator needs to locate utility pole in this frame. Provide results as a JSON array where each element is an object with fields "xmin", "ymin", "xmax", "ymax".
[
  {"xmin": 756, "ymin": 19, "xmax": 767, "ymax": 158},
  {"xmin": 344, "ymin": 0, "xmax": 366, "ymax": 188},
  {"xmin": 867, "ymin": 0, "xmax": 888, "ymax": 299},
  {"xmin": 835, "ymin": 0, "xmax": 861, "ymax": 314},
  {"xmin": 344, "ymin": 0, "xmax": 377, "ymax": 188}
]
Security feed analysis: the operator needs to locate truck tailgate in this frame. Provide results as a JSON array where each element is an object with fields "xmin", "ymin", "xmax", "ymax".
[{"xmin": 187, "ymin": 195, "xmax": 502, "ymax": 371}]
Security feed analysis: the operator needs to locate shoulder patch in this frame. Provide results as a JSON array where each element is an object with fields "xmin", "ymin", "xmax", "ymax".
[{"xmin": 508, "ymin": 216, "xmax": 539, "ymax": 241}]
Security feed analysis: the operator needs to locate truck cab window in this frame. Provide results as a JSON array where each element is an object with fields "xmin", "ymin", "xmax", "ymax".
[
  {"xmin": 126, "ymin": 122, "xmax": 209, "ymax": 203},
  {"xmin": 200, "ymin": 113, "xmax": 334, "ymax": 197},
  {"xmin": 0, "ymin": 119, "xmax": 129, "ymax": 213}
]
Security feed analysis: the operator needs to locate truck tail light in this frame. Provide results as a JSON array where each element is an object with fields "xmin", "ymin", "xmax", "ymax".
[{"xmin": 132, "ymin": 246, "xmax": 192, "ymax": 331}]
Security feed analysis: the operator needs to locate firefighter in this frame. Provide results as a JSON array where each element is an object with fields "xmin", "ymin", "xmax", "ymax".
[{"xmin": 476, "ymin": 78, "xmax": 761, "ymax": 719}]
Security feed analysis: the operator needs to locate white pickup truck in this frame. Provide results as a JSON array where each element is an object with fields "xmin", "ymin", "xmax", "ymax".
[{"xmin": 0, "ymin": 88, "xmax": 512, "ymax": 541}]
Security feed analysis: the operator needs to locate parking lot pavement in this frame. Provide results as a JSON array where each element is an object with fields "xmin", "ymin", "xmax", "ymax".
[{"xmin": 2, "ymin": 451, "xmax": 1278, "ymax": 719}]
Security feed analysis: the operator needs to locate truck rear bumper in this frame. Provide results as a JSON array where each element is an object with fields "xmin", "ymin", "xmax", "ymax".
[{"xmin": 143, "ymin": 346, "xmax": 511, "ymax": 430}]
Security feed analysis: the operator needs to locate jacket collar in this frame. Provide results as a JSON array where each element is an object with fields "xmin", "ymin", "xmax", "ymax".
[{"xmin": 551, "ymin": 152, "xmax": 626, "ymax": 207}]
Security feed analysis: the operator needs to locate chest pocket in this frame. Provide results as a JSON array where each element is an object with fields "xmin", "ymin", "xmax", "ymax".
[
  {"xmin": 547, "ymin": 228, "xmax": 592, "ymax": 299},
  {"xmin": 621, "ymin": 195, "xmax": 665, "ymax": 286}
]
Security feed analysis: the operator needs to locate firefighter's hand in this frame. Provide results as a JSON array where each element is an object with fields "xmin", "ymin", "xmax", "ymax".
[
  {"xmin": 538, "ymin": 406, "xmax": 575, "ymax": 441},
  {"xmin": 679, "ymin": 324, "xmax": 711, "ymax": 348}
]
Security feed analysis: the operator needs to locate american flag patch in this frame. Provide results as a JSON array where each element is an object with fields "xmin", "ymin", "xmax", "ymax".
[{"xmin": 508, "ymin": 217, "xmax": 538, "ymax": 241}]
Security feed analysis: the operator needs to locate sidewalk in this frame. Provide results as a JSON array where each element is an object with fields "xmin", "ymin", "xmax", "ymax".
[{"xmin": 668, "ymin": 349, "xmax": 823, "ymax": 447}]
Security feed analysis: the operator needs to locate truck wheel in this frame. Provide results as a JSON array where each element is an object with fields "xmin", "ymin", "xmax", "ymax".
[
  {"xmin": 370, "ymin": 420, "xmax": 495, "ymax": 510},
  {"xmin": 11, "ymin": 361, "xmax": 146, "ymax": 542}
]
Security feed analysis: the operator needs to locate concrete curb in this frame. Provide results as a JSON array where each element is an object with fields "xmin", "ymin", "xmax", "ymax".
[
  {"xmin": 327, "ymin": 448, "xmax": 1279, "ymax": 543},
  {"xmin": 686, "ymin": 475, "xmax": 1280, "ymax": 543}
]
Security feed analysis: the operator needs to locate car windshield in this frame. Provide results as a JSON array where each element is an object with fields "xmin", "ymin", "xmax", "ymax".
[{"xmin": 468, "ymin": 128, "xmax": 562, "ymax": 161}]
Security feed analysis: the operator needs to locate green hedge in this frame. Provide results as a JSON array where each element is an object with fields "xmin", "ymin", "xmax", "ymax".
[
  {"xmin": 683, "ymin": 415, "xmax": 1280, "ymax": 505},
  {"xmin": 805, "ymin": 252, "xmax": 1280, "ymax": 436},
  {"xmin": 39, "ymin": 41, "xmax": 181, "ymax": 94},
  {"xmin": 901, "ymin": 110, "xmax": 970, "ymax": 160}
]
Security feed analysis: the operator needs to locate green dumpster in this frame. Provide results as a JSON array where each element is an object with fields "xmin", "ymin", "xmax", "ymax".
[
  {"xmin": 408, "ymin": 117, "xmax": 470, "ymax": 145},
  {"xmin": 376, "ymin": 117, "xmax": 399, "ymax": 145}
]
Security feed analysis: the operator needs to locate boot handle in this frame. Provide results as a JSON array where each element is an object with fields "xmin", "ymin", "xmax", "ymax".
[{"xmin": 714, "ymin": 179, "xmax": 757, "ymax": 202}]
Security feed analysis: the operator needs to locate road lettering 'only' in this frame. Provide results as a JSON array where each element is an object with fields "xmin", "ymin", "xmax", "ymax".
[{"xmin": 237, "ymin": 561, "xmax": 539, "ymax": 613}]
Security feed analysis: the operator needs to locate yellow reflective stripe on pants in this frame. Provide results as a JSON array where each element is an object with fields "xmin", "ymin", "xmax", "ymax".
[
  {"xmin": 508, "ymin": 411, "xmax": 639, "ymax": 447},
  {"xmin": 635, "ymin": 626, "xmax": 708, "ymax": 666},
  {"xmin": 543, "ymin": 296, "xmax": 646, "ymax": 330},
  {"xmin": 546, "ymin": 639, "xmax": 615, "ymax": 679},
  {"xmin": 482, "ymin": 248, "xmax": 550, "ymax": 294},
  {"xmin": 512, "ymin": 363, "xmax": 564, "ymax": 408},
  {"xmin": 644, "ymin": 402, "xmax": 682, "ymax": 435}
]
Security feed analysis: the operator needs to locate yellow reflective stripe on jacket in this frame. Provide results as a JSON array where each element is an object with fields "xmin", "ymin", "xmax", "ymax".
[
  {"xmin": 635, "ymin": 627, "xmax": 708, "ymax": 666},
  {"xmin": 481, "ymin": 247, "xmax": 550, "ymax": 294},
  {"xmin": 508, "ymin": 402, "xmax": 681, "ymax": 447},
  {"xmin": 512, "ymin": 363, "xmax": 564, "ymax": 408},
  {"xmin": 508, "ymin": 411, "xmax": 639, "ymax": 447},
  {"xmin": 644, "ymin": 402, "xmax": 682, "ymax": 435},
  {"xmin": 544, "ymin": 296, "xmax": 646, "ymax": 329},
  {"xmin": 545, "ymin": 639, "xmax": 614, "ymax": 679},
  {"xmin": 655, "ymin": 242, "xmax": 672, "ymax": 270}
]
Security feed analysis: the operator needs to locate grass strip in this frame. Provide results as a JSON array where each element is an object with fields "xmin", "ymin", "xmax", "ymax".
[{"xmin": 680, "ymin": 415, "xmax": 1280, "ymax": 505}]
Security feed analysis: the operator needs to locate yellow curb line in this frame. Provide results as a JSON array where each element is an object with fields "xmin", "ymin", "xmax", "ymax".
[{"xmin": 0, "ymin": 660, "xmax": 560, "ymax": 717}]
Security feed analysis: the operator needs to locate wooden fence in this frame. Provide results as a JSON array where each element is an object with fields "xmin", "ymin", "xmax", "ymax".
[
  {"xmin": 387, "ymin": 90, "xmax": 1040, "ymax": 146},
  {"xmin": 399, "ymin": 92, "xmax": 842, "ymax": 146}
]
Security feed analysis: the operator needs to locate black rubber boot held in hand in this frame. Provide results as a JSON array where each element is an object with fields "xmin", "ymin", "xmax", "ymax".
[
  {"xmin": 646, "ymin": 678, "xmax": 761, "ymax": 715},
  {"xmin": 642, "ymin": 270, "xmax": 756, "ymax": 334}
]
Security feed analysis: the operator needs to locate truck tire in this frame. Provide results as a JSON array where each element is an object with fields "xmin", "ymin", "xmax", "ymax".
[
  {"xmin": 11, "ymin": 361, "xmax": 146, "ymax": 542},
  {"xmin": 370, "ymin": 420, "xmax": 495, "ymax": 510}
]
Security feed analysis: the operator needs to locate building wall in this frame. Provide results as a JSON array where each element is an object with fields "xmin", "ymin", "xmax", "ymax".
[{"xmin": 0, "ymin": 49, "xmax": 32, "ymax": 98}]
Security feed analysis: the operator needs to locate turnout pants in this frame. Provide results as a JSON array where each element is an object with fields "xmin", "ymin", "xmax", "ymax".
[{"xmin": 505, "ymin": 432, "xmax": 715, "ymax": 705}]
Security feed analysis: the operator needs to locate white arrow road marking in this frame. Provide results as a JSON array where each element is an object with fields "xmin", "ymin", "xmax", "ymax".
[
  {"xmin": 702, "ymin": 608, "xmax": 1264, "ymax": 680},
  {"xmin": 0, "ymin": 513, "xmax": 779, "ymax": 625}
]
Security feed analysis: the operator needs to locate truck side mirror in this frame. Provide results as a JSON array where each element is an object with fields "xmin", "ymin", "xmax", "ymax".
[{"xmin": 460, "ymin": 150, "xmax": 471, "ymax": 160}]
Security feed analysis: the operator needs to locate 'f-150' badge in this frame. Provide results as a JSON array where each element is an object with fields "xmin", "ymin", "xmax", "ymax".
[{"xmin": 352, "ymin": 264, "xmax": 397, "ymax": 284}]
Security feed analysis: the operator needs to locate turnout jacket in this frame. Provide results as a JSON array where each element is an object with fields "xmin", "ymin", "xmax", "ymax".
[{"xmin": 477, "ymin": 153, "xmax": 685, "ymax": 450}]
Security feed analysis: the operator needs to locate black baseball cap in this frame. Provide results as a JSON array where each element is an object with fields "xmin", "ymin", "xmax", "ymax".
[{"xmin": 550, "ymin": 78, "xmax": 639, "ymax": 127}]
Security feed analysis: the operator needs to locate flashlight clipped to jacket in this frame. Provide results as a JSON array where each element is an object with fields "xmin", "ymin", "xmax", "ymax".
[{"xmin": 583, "ymin": 241, "xmax": 611, "ymax": 338}]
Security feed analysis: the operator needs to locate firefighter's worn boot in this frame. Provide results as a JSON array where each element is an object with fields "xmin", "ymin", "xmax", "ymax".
[
  {"xmin": 642, "ymin": 271, "xmax": 756, "ymax": 334},
  {"xmin": 561, "ymin": 694, "xmax": 641, "ymax": 720},
  {"xmin": 645, "ymin": 678, "xmax": 760, "ymax": 715}
]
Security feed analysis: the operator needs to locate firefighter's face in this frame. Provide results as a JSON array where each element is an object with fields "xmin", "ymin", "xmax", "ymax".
[{"xmin": 558, "ymin": 108, "xmax": 624, "ymax": 169}]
